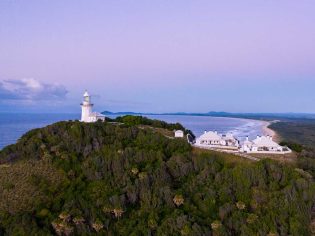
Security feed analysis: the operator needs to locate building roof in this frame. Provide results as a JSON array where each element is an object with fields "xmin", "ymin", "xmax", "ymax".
[
  {"xmin": 252, "ymin": 136, "xmax": 279, "ymax": 148},
  {"xmin": 199, "ymin": 131, "xmax": 222, "ymax": 140},
  {"xmin": 222, "ymin": 133, "xmax": 236, "ymax": 140},
  {"xmin": 242, "ymin": 140, "xmax": 253, "ymax": 146}
]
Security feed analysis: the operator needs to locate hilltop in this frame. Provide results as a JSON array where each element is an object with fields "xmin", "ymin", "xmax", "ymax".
[{"xmin": 0, "ymin": 116, "xmax": 315, "ymax": 235}]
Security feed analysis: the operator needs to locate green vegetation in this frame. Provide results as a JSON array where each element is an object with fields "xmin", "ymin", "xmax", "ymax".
[
  {"xmin": 107, "ymin": 115, "xmax": 195, "ymax": 139},
  {"xmin": 270, "ymin": 120, "xmax": 315, "ymax": 182},
  {"xmin": 270, "ymin": 120, "xmax": 315, "ymax": 149},
  {"xmin": 0, "ymin": 117, "xmax": 314, "ymax": 235},
  {"xmin": 279, "ymin": 141, "xmax": 303, "ymax": 153}
]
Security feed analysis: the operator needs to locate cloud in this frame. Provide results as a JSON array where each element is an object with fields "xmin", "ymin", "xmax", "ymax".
[{"xmin": 0, "ymin": 78, "xmax": 68, "ymax": 100}]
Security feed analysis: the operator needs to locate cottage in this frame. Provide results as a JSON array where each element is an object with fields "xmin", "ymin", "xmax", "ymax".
[
  {"xmin": 195, "ymin": 131, "xmax": 239, "ymax": 150},
  {"xmin": 222, "ymin": 133, "xmax": 240, "ymax": 147},
  {"xmin": 174, "ymin": 130, "xmax": 184, "ymax": 138},
  {"xmin": 240, "ymin": 135, "xmax": 291, "ymax": 154}
]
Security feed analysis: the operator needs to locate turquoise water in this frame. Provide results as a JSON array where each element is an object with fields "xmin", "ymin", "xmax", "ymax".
[{"xmin": 0, "ymin": 113, "xmax": 264, "ymax": 150}]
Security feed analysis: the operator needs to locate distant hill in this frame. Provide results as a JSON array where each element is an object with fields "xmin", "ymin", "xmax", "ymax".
[{"xmin": 0, "ymin": 116, "xmax": 314, "ymax": 235}]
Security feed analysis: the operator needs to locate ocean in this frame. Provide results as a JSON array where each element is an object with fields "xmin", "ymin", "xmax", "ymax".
[
  {"xmin": 0, "ymin": 113, "xmax": 265, "ymax": 150},
  {"xmin": 0, "ymin": 113, "xmax": 79, "ymax": 150}
]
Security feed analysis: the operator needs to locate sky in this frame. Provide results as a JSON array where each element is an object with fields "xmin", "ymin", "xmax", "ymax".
[{"xmin": 0, "ymin": 0, "xmax": 314, "ymax": 113}]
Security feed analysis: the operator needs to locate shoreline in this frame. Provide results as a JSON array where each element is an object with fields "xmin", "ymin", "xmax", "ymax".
[
  {"xmin": 262, "ymin": 120, "xmax": 281, "ymax": 143},
  {"xmin": 140, "ymin": 114, "xmax": 280, "ymax": 142}
]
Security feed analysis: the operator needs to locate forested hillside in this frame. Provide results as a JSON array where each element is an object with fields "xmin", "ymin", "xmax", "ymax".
[
  {"xmin": 0, "ymin": 118, "xmax": 314, "ymax": 235},
  {"xmin": 270, "ymin": 120, "xmax": 315, "ymax": 180},
  {"xmin": 270, "ymin": 120, "xmax": 315, "ymax": 149}
]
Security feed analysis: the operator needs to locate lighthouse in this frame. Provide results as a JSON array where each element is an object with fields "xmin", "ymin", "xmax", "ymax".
[
  {"xmin": 80, "ymin": 90, "xmax": 105, "ymax": 122},
  {"xmin": 80, "ymin": 90, "xmax": 93, "ymax": 122}
]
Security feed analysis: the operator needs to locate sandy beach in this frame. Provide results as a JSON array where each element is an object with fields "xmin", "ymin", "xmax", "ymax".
[{"xmin": 262, "ymin": 121, "xmax": 281, "ymax": 143}]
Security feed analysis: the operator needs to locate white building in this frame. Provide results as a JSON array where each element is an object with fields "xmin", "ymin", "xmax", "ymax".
[
  {"xmin": 195, "ymin": 131, "xmax": 239, "ymax": 150},
  {"xmin": 174, "ymin": 130, "xmax": 184, "ymax": 138},
  {"xmin": 80, "ymin": 90, "xmax": 105, "ymax": 123},
  {"xmin": 222, "ymin": 133, "xmax": 240, "ymax": 147},
  {"xmin": 240, "ymin": 135, "xmax": 291, "ymax": 154}
]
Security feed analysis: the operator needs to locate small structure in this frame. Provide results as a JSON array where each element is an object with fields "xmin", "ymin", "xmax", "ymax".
[
  {"xmin": 240, "ymin": 135, "xmax": 291, "ymax": 154},
  {"xmin": 80, "ymin": 90, "xmax": 105, "ymax": 123},
  {"xmin": 195, "ymin": 131, "xmax": 239, "ymax": 150},
  {"xmin": 174, "ymin": 130, "xmax": 184, "ymax": 138}
]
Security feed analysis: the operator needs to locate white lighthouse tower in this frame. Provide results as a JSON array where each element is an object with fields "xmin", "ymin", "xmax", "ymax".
[
  {"xmin": 80, "ymin": 90, "xmax": 105, "ymax": 122},
  {"xmin": 81, "ymin": 90, "xmax": 93, "ymax": 122}
]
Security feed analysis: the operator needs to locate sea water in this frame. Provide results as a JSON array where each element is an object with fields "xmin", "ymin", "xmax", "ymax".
[
  {"xmin": 0, "ymin": 113, "xmax": 265, "ymax": 150},
  {"xmin": 0, "ymin": 113, "xmax": 79, "ymax": 150}
]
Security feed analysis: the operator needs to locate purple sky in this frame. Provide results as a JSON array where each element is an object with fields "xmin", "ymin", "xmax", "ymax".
[{"xmin": 0, "ymin": 1, "xmax": 314, "ymax": 113}]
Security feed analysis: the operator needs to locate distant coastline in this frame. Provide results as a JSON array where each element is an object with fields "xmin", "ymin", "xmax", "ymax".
[{"xmin": 102, "ymin": 111, "xmax": 315, "ymax": 121}]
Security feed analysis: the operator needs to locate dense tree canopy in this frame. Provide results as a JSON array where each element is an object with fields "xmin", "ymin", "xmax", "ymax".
[{"xmin": 0, "ymin": 118, "xmax": 314, "ymax": 235}]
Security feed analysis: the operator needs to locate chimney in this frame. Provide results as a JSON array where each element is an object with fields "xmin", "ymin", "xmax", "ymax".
[
  {"xmin": 204, "ymin": 130, "xmax": 207, "ymax": 134},
  {"xmin": 246, "ymin": 136, "xmax": 249, "ymax": 141}
]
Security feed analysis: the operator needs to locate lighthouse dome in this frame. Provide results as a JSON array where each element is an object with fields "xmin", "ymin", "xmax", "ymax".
[{"xmin": 83, "ymin": 90, "xmax": 89, "ymax": 97}]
